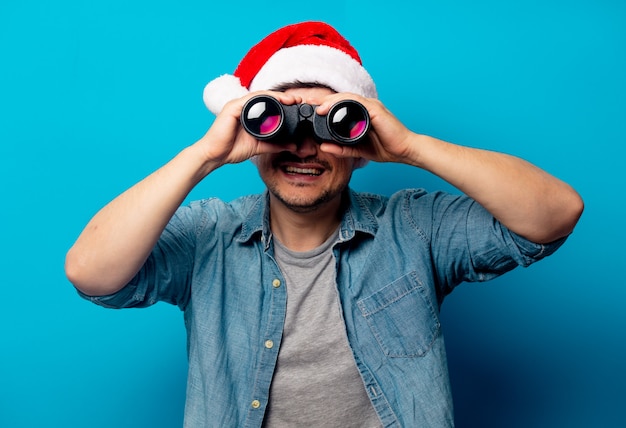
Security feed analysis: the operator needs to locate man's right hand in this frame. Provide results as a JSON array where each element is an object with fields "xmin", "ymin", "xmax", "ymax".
[{"xmin": 192, "ymin": 91, "xmax": 302, "ymax": 171}]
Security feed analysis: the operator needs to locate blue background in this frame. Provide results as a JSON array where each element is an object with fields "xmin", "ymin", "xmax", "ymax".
[{"xmin": 1, "ymin": 0, "xmax": 624, "ymax": 427}]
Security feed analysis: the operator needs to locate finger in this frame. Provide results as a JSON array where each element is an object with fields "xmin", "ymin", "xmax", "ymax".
[
  {"xmin": 318, "ymin": 142, "xmax": 362, "ymax": 159},
  {"xmin": 246, "ymin": 90, "xmax": 302, "ymax": 106},
  {"xmin": 315, "ymin": 92, "xmax": 368, "ymax": 115},
  {"xmin": 255, "ymin": 141, "xmax": 297, "ymax": 155}
]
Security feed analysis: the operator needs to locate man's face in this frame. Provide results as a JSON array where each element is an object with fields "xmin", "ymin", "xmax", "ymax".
[{"xmin": 255, "ymin": 87, "xmax": 357, "ymax": 213}]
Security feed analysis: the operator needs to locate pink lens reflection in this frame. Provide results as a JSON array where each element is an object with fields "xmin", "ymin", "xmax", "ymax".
[
  {"xmin": 350, "ymin": 120, "xmax": 367, "ymax": 139},
  {"xmin": 260, "ymin": 115, "xmax": 280, "ymax": 135}
]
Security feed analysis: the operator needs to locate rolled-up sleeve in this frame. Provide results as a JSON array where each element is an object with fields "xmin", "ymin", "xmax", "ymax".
[
  {"xmin": 76, "ymin": 204, "xmax": 201, "ymax": 310},
  {"xmin": 422, "ymin": 191, "xmax": 568, "ymax": 292}
]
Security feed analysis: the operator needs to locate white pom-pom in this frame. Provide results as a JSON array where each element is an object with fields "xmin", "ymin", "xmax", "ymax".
[{"xmin": 203, "ymin": 74, "xmax": 249, "ymax": 115}]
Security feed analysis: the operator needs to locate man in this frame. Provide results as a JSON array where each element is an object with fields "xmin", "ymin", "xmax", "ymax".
[{"xmin": 65, "ymin": 21, "xmax": 583, "ymax": 427}]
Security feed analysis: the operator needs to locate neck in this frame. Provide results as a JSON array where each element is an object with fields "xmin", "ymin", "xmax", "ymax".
[{"xmin": 269, "ymin": 194, "xmax": 343, "ymax": 252}]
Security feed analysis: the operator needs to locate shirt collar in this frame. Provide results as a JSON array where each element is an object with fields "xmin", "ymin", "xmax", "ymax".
[{"xmin": 237, "ymin": 189, "xmax": 379, "ymax": 248}]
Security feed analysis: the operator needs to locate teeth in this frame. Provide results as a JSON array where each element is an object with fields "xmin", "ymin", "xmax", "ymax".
[{"xmin": 285, "ymin": 166, "xmax": 322, "ymax": 176}]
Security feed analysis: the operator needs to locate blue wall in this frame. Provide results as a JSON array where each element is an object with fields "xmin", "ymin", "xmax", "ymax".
[{"xmin": 1, "ymin": 1, "xmax": 624, "ymax": 427}]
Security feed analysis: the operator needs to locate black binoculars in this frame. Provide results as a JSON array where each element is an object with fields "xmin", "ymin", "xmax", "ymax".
[{"xmin": 240, "ymin": 95, "xmax": 370, "ymax": 145}]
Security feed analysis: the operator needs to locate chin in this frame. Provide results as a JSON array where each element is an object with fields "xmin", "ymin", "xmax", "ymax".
[{"xmin": 270, "ymin": 187, "xmax": 341, "ymax": 213}]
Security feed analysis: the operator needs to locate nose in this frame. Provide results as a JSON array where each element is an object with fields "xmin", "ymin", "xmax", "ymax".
[{"xmin": 294, "ymin": 137, "xmax": 318, "ymax": 158}]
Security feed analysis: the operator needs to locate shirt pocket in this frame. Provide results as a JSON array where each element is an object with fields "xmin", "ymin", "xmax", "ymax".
[{"xmin": 357, "ymin": 271, "xmax": 441, "ymax": 358}]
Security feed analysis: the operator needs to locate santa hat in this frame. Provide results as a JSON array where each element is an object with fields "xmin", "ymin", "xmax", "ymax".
[{"xmin": 203, "ymin": 21, "xmax": 377, "ymax": 115}]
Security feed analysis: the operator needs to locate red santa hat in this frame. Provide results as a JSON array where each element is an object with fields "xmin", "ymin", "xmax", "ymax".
[{"xmin": 203, "ymin": 21, "xmax": 377, "ymax": 115}]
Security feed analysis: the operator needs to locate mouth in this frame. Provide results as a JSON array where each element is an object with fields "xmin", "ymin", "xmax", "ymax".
[
  {"xmin": 273, "ymin": 153, "xmax": 331, "ymax": 178},
  {"xmin": 283, "ymin": 165, "xmax": 324, "ymax": 176}
]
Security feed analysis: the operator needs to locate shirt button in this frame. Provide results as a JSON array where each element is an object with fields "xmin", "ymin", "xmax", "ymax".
[
  {"xmin": 251, "ymin": 399, "xmax": 261, "ymax": 409},
  {"xmin": 272, "ymin": 279, "xmax": 281, "ymax": 288},
  {"xmin": 264, "ymin": 340, "xmax": 274, "ymax": 349}
]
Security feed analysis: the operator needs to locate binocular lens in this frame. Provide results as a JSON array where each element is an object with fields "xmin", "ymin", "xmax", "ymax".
[
  {"xmin": 328, "ymin": 102, "xmax": 369, "ymax": 142},
  {"xmin": 242, "ymin": 97, "xmax": 283, "ymax": 138}
]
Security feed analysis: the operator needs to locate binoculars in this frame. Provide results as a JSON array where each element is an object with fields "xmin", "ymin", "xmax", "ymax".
[{"xmin": 240, "ymin": 95, "xmax": 370, "ymax": 145}]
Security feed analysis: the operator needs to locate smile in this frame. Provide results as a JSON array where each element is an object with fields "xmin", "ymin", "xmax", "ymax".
[{"xmin": 283, "ymin": 166, "xmax": 323, "ymax": 176}]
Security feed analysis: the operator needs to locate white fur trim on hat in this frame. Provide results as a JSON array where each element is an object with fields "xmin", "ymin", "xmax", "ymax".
[
  {"xmin": 203, "ymin": 45, "xmax": 377, "ymax": 115},
  {"xmin": 249, "ymin": 44, "xmax": 377, "ymax": 99},
  {"xmin": 203, "ymin": 74, "xmax": 249, "ymax": 115}
]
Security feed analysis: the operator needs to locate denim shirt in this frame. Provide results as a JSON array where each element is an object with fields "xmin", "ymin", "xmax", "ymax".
[{"xmin": 79, "ymin": 188, "xmax": 565, "ymax": 427}]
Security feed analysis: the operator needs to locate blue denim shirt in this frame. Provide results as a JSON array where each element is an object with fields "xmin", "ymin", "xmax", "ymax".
[{"xmin": 79, "ymin": 188, "xmax": 565, "ymax": 427}]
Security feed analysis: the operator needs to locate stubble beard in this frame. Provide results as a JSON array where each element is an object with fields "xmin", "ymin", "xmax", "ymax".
[
  {"xmin": 267, "ymin": 182, "xmax": 344, "ymax": 214},
  {"xmin": 262, "ymin": 153, "xmax": 350, "ymax": 213}
]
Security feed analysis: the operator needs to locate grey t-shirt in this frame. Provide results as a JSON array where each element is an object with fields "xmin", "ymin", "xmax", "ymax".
[{"xmin": 263, "ymin": 230, "xmax": 381, "ymax": 427}]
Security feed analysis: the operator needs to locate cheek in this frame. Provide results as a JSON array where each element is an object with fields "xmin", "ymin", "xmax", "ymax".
[
  {"xmin": 335, "ymin": 158, "xmax": 357, "ymax": 177},
  {"xmin": 254, "ymin": 155, "xmax": 274, "ymax": 174}
]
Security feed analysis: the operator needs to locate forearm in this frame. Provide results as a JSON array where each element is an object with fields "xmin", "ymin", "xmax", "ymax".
[
  {"xmin": 407, "ymin": 134, "xmax": 584, "ymax": 243},
  {"xmin": 320, "ymin": 95, "xmax": 583, "ymax": 243},
  {"xmin": 65, "ymin": 144, "xmax": 219, "ymax": 296}
]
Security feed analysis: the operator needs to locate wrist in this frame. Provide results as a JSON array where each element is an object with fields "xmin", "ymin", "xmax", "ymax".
[
  {"xmin": 400, "ymin": 133, "xmax": 436, "ymax": 168},
  {"xmin": 179, "ymin": 144, "xmax": 223, "ymax": 184}
]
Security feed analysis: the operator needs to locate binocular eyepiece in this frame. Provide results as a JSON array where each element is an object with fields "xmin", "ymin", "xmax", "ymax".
[{"xmin": 240, "ymin": 95, "xmax": 370, "ymax": 145}]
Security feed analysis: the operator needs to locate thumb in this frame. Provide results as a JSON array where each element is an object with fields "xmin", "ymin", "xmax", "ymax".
[{"xmin": 318, "ymin": 142, "xmax": 362, "ymax": 159}]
